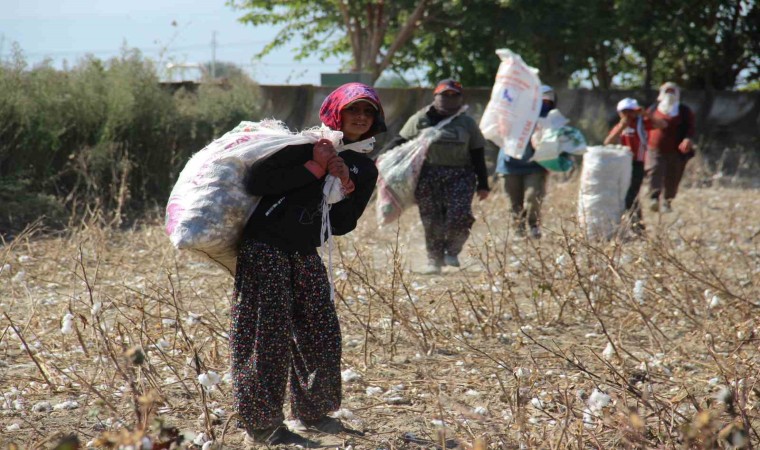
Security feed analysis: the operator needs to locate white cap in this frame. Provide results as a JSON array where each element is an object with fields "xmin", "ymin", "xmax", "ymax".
[
  {"xmin": 540, "ymin": 85, "xmax": 555, "ymax": 102},
  {"xmin": 616, "ymin": 98, "xmax": 640, "ymax": 112}
]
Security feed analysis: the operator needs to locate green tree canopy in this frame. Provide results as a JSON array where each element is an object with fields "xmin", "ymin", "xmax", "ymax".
[
  {"xmin": 229, "ymin": 0, "xmax": 759, "ymax": 90},
  {"xmin": 227, "ymin": 0, "xmax": 437, "ymax": 82}
]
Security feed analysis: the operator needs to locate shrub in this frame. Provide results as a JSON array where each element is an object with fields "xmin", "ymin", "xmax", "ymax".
[{"xmin": 0, "ymin": 47, "xmax": 262, "ymax": 232}]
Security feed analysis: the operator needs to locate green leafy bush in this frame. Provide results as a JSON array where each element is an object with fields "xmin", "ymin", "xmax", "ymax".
[{"xmin": 0, "ymin": 47, "xmax": 262, "ymax": 232}]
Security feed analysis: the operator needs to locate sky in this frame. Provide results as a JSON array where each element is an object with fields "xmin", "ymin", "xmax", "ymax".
[{"xmin": 1, "ymin": 0, "xmax": 346, "ymax": 85}]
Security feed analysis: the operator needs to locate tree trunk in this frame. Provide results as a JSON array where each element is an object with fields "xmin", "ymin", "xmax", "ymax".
[{"xmin": 643, "ymin": 52, "xmax": 654, "ymax": 90}]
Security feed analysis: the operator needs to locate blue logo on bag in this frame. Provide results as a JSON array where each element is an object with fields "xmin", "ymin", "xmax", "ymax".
[{"xmin": 503, "ymin": 89, "xmax": 514, "ymax": 103}]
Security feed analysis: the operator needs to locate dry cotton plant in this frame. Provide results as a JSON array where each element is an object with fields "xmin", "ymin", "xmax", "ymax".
[{"xmin": 0, "ymin": 183, "xmax": 758, "ymax": 449}]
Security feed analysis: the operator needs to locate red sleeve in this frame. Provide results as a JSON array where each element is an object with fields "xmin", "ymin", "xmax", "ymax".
[
  {"xmin": 642, "ymin": 116, "xmax": 654, "ymax": 130},
  {"xmin": 606, "ymin": 122, "xmax": 625, "ymax": 143}
]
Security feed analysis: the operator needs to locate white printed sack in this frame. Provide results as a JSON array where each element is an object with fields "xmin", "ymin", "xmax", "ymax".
[
  {"xmin": 376, "ymin": 107, "xmax": 467, "ymax": 225},
  {"xmin": 577, "ymin": 145, "xmax": 632, "ymax": 240},
  {"xmin": 479, "ymin": 49, "xmax": 542, "ymax": 159},
  {"xmin": 165, "ymin": 120, "xmax": 344, "ymax": 275}
]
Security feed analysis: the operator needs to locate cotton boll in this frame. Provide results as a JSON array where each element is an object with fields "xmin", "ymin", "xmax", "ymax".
[
  {"xmin": 430, "ymin": 419, "xmax": 445, "ymax": 427},
  {"xmin": 708, "ymin": 295, "xmax": 721, "ymax": 309},
  {"xmin": 530, "ymin": 398, "xmax": 544, "ymax": 409},
  {"xmin": 473, "ymin": 406, "xmax": 488, "ymax": 415},
  {"xmin": 185, "ymin": 313, "xmax": 202, "ymax": 326},
  {"xmin": 341, "ymin": 368, "xmax": 361, "ymax": 382},
  {"xmin": 161, "ymin": 318, "xmax": 177, "ymax": 326},
  {"xmin": 633, "ymin": 280, "xmax": 645, "ymax": 304},
  {"xmin": 582, "ymin": 408, "xmax": 595, "ymax": 426},
  {"xmin": 332, "ymin": 408, "xmax": 355, "ymax": 420},
  {"xmin": 61, "ymin": 313, "xmax": 75, "ymax": 334},
  {"xmin": 602, "ymin": 342, "xmax": 614, "ymax": 361},
  {"xmin": 365, "ymin": 386, "xmax": 383, "ymax": 396},
  {"xmin": 31, "ymin": 401, "xmax": 52, "ymax": 413},
  {"xmin": 588, "ymin": 389, "xmax": 610, "ymax": 412},
  {"xmin": 716, "ymin": 387, "xmax": 733, "ymax": 405},
  {"xmin": 18, "ymin": 255, "xmax": 31, "ymax": 263},
  {"xmin": 0, "ymin": 263, "xmax": 11, "ymax": 274},
  {"xmin": 6, "ymin": 423, "xmax": 20, "ymax": 431},
  {"xmin": 198, "ymin": 371, "xmax": 221, "ymax": 389},
  {"xmin": 12, "ymin": 271, "xmax": 26, "ymax": 284},
  {"xmin": 193, "ymin": 432, "xmax": 209, "ymax": 446},
  {"xmin": 91, "ymin": 302, "xmax": 102, "ymax": 317},
  {"xmin": 156, "ymin": 339, "xmax": 171, "ymax": 350},
  {"xmin": 53, "ymin": 400, "xmax": 79, "ymax": 410},
  {"xmin": 222, "ymin": 372, "xmax": 233, "ymax": 384},
  {"xmin": 514, "ymin": 367, "xmax": 530, "ymax": 378},
  {"xmin": 465, "ymin": 389, "xmax": 480, "ymax": 397}
]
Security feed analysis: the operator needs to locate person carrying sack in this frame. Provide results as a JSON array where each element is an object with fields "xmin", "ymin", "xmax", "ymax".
[
  {"xmin": 645, "ymin": 82, "xmax": 697, "ymax": 213},
  {"xmin": 495, "ymin": 85, "xmax": 558, "ymax": 239},
  {"xmin": 381, "ymin": 79, "xmax": 490, "ymax": 275},
  {"xmin": 230, "ymin": 83, "xmax": 385, "ymax": 446}
]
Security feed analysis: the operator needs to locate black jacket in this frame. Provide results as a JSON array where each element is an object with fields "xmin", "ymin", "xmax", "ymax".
[{"xmin": 242, "ymin": 143, "xmax": 378, "ymax": 254}]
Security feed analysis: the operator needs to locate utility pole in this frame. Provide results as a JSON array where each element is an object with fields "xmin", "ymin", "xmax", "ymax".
[{"xmin": 211, "ymin": 31, "xmax": 217, "ymax": 79}]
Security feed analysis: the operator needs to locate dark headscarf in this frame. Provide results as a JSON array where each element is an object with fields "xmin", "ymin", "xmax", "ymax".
[{"xmin": 319, "ymin": 83, "xmax": 387, "ymax": 140}]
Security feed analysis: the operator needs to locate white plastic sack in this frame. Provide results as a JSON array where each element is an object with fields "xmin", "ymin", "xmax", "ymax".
[
  {"xmin": 165, "ymin": 120, "xmax": 343, "ymax": 274},
  {"xmin": 532, "ymin": 110, "xmax": 587, "ymax": 162},
  {"xmin": 375, "ymin": 131, "xmax": 432, "ymax": 225},
  {"xmin": 375, "ymin": 107, "xmax": 467, "ymax": 225},
  {"xmin": 577, "ymin": 145, "xmax": 632, "ymax": 240},
  {"xmin": 479, "ymin": 49, "xmax": 542, "ymax": 159}
]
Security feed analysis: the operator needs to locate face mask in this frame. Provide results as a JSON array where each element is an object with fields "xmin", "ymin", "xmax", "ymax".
[
  {"xmin": 540, "ymin": 102, "xmax": 555, "ymax": 118},
  {"xmin": 433, "ymin": 94, "xmax": 463, "ymax": 116},
  {"xmin": 657, "ymin": 93, "xmax": 678, "ymax": 115}
]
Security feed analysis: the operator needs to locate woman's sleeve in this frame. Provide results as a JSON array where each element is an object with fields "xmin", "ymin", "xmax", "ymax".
[
  {"xmin": 329, "ymin": 165, "xmax": 379, "ymax": 235},
  {"xmin": 245, "ymin": 144, "xmax": 320, "ymax": 196},
  {"xmin": 469, "ymin": 147, "xmax": 490, "ymax": 191}
]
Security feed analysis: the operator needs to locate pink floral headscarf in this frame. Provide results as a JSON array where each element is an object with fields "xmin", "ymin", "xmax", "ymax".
[{"xmin": 319, "ymin": 83, "xmax": 387, "ymax": 140}]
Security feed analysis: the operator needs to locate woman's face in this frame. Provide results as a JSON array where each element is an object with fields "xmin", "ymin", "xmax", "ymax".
[{"xmin": 340, "ymin": 102, "xmax": 376, "ymax": 141}]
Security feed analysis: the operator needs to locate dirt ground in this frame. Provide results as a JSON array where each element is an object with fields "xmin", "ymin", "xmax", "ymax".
[{"xmin": 1, "ymin": 179, "xmax": 759, "ymax": 449}]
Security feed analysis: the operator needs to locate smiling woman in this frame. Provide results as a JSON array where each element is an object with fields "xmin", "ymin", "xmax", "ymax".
[
  {"xmin": 340, "ymin": 100, "xmax": 378, "ymax": 141},
  {"xmin": 229, "ymin": 83, "xmax": 386, "ymax": 446}
]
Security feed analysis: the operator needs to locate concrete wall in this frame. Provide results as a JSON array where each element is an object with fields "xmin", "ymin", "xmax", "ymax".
[{"xmin": 258, "ymin": 85, "xmax": 760, "ymax": 164}]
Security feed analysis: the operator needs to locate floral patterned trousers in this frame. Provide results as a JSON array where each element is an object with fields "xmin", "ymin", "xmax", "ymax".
[{"xmin": 230, "ymin": 239, "xmax": 341, "ymax": 430}]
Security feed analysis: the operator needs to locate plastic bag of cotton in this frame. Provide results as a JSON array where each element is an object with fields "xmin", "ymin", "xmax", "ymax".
[
  {"xmin": 375, "ymin": 128, "xmax": 436, "ymax": 225},
  {"xmin": 375, "ymin": 106, "xmax": 468, "ymax": 225},
  {"xmin": 479, "ymin": 48, "xmax": 542, "ymax": 159},
  {"xmin": 577, "ymin": 145, "xmax": 632, "ymax": 240},
  {"xmin": 165, "ymin": 120, "xmax": 343, "ymax": 275}
]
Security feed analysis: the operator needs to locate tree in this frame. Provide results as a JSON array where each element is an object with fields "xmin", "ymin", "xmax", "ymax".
[
  {"xmin": 227, "ymin": 0, "xmax": 436, "ymax": 83},
  {"xmin": 407, "ymin": 0, "xmax": 617, "ymax": 88},
  {"xmin": 660, "ymin": 0, "xmax": 760, "ymax": 90}
]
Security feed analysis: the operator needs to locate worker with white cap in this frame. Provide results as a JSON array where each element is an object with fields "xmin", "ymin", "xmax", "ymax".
[
  {"xmin": 494, "ymin": 84, "xmax": 559, "ymax": 239},
  {"xmin": 604, "ymin": 97, "xmax": 666, "ymax": 232}
]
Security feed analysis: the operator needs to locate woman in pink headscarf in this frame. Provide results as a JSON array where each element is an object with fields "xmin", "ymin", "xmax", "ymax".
[{"xmin": 230, "ymin": 83, "xmax": 385, "ymax": 446}]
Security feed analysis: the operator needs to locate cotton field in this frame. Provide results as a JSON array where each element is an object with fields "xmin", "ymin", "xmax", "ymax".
[{"xmin": 1, "ymin": 183, "xmax": 758, "ymax": 449}]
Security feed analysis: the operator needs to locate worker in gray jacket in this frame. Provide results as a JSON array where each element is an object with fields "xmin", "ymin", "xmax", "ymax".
[{"xmin": 382, "ymin": 79, "xmax": 490, "ymax": 274}]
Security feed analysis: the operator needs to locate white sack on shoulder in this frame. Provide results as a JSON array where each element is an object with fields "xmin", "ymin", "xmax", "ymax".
[
  {"xmin": 479, "ymin": 49, "xmax": 542, "ymax": 159},
  {"xmin": 165, "ymin": 120, "xmax": 343, "ymax": 275}
]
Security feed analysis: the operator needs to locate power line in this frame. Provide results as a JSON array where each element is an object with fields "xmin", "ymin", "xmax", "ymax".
[{"xmin": 6, "ymin": 40, "xmax": 270, "ymax": 58}]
